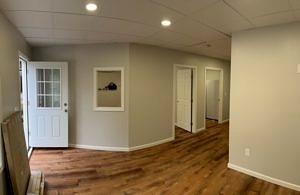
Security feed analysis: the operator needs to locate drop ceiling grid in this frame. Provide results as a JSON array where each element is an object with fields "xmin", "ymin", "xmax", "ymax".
[
  {"xmin": 1, "ymin": 1, "xmax": 225, "ymax": 35},
  {"xmin": 1, "ymin": 0, "xmax": 300, "ymax": 60},
  {"xmin": 0, "ymin": 0, "xmax": 235, "ymax": 59}
]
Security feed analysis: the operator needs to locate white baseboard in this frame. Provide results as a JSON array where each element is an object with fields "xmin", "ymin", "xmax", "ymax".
[
  {"xmin": 69, "ymin": 137, "xmax": 175, "ymax": 152},
  {"xmin": 228, "ymin": 163, "xmax": 300, "ymax": 192},
  {"xmin": 129, "ymin": 137, "xmax": 174, "ymax": 151},
  {"xmin": 194, "ymin": 127, "xmax": 205, "ymax": 133},
  {"xmin": 28, "ymin": 147, "xmax": 33, "ymax": 159},
  {"xmin": 69, "ymin": 144, "xmax": 129, "ymax": 152},
  {"xmin": 222, "ymin": 119, "xmax": 229, "ymax": 123}
]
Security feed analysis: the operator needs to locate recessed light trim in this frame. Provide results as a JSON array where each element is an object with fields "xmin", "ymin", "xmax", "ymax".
[
  {"xmin": 161, "ymin": 19, "xmax": 171, "ymax": 27},
  {"xmin": 86, "ymin": 3, "xmax": 98, "ymax": 11}
]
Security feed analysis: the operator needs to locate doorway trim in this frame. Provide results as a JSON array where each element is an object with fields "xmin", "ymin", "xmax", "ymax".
[
  {"xmin": 173, "ymin": 64, "xmax": 197, "ymax": 138},
  {"xmin": 204, "ymin": 67, "xmax": 224, "ymax": 128},
  {"xmin": 18, "ymin": 51, "xmax": 29, "ymax": 150}
]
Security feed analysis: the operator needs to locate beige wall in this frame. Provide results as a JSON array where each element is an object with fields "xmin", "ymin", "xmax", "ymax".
[
  {"xmin": 32, "ymin": 44, "xmax": 130, "ymax": 148},
  {"xmin": 129, "ymin": 44, "xmax": 230, "ymax": 147},
  {"xmin": 0, "ymin": 12, "xmax": 31, "ymax": 195},
  {"xmin": 230, "ymin": 22, "xmax": 300, "ymax": 186}
]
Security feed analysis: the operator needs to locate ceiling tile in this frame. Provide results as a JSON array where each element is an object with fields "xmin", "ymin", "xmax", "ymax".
[
  {"xmin": 100, "ymin": 0, "xmax": 184, "ymax": 27},
  {"xmin": 289, "ymin": 0, "xmax": 300, "ymax": 9},
  {"xmin": 136, "ymin": 38, "xmax": 184, "ymax": 53},
  {"xmin": 53, "ymin": 39, "xmax": 97, "ymax": 45},
  {"xmin": 191, "ymin": 1, "xmax": 253, "ymax": 34},
  {"xmin": 54, "ymin": 29, "xmax": 86, "ymax": 40},
  {"xmin": 150, "ymin": 0, "xmax": 220, "ymax": 15},
  {"xmin": 169, "ymin": 18, "xmax": 228, "ymax": 42},
  {"xmin": 184, "ymin": 38, "xmax": 231, "ymax": 59},
  {"xmin": 53, "ymin": 13, "xmax": 93, "ymax": 30},
  {"xmin": 224, "ymin": 0, "xmax": 291, "ymax": 18},
  {"xmin": 148, "ymin": 30, "xmax": 198, "ymax": 46},
  {"xmin": 138, "ymin": 37, "xmax": 183, "ymax": 48},
  {"xmin": 25, "ymin": 38, "xmax": 55, "ymax": 46},
  {"xmin": 91, "ymin": 17, "xmax": 158, "ymax": 37},
  {"xmin": 111, "ymin": 35, "xmax": 144, "ymax": 43},
  {"xmin": 85, "ymin": 31, "xmax": 115, "ymax": 41},
  {"xmin": 85, "ymin": 31, "xmax": 143, "ymax": 42},
  {"xmin": 27, "ymin": 37, "xmax": 109, "ymax": 46},
  {"xmin": 52, "ymin": 0, "xmax": 104, "ymax": 15},
  {"xmin": 251, "ymin": 11, "xmax": 295, "ymax": 27},
  {"xmin": 5, "ymin": 11, "xmax": 52, "ymax": 28},
  {"xmin": 0, "ymin": 0, "xmax": 52, "ymax": 11},
  {"xmin": 18, "ymin": 27, "xmax": 53, "ymax": 39},
  {"xmin": 182, "ymin": 46, "xmax": 230, "ymax": 60}
]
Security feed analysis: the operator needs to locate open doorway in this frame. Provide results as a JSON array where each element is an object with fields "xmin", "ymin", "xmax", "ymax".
[
  {"xmin": 204, "ymin": 67, "xmax": 223, "ymax": 129},
  {"xmin": 173, "ymin": 64, "xmax": 197, "ymax": 139},
  {"xmin": 19, "ymin": 54, "xmax": 29, "ymax": 151}
]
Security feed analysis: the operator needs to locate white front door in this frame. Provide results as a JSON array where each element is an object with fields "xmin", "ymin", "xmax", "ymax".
[
  {"xmin": 28, "ymin": 62, "xmax": 68, "ymax": 147},
  {"xmin": 176, "ymin": 69, "xmax": 192, "ymax": 132},
  {"xmin": 206, "ymin": 80, "xmax": 219, "ymax": 120}
]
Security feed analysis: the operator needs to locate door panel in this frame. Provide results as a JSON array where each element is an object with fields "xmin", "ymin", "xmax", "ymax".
[
  {"xmin": 28, "ymin": 62, "xmax": 68, "ymax": 147},
  {"xmin": 176, "ymin": 69, "xmax": 192, "ymax": 132},
  {"xmin": 206, "ymin": 80, "xmax": 219, "ymax": 120}
]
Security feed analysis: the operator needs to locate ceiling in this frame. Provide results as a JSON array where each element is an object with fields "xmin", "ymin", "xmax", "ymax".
[{"xmin": 1, "ymin": 0, "xmax": 300, "ymax": 60}]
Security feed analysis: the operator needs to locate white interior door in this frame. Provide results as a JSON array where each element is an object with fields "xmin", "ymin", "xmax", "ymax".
[
  {"xmin": 206, "ymin": 80, "xmax": 219, "ymax": 120},
  {"xmin": 28, "ymin": 62, "xmax": 68, "ymax": 147},
  {"xmin": 176, "ymin": 69, "xmax": 192, "ymax": 132}
]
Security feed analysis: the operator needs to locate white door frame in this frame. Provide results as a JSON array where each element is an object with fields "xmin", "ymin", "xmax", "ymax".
[
  {"xmin": 173, "ymin": 64, "xmax": 197, "ymax": 137},
  {"xmin": 19, "ymin": 51, "xmax": 29, "ymax": 150},
  {"xmin": 204, "ymin": 67, "xmax": 224, "ymax": 128}
]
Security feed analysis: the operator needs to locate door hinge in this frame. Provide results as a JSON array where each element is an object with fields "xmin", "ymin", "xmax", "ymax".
[
  {"xmin": 29, "ymin": 131, "xmax": 31, "ymax": 136},
  {"xmin": 190, "ymin": 122, "xmax": 193, "ymax": 126}
]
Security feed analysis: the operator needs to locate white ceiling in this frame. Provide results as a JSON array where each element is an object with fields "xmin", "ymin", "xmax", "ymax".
[{"xmin": 0, "ymin": 0, "xmax": 300, "ymax": 60}]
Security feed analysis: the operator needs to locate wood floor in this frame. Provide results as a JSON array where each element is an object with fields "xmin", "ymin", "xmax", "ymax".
[
  {"xmin": 30, "ymin": 123, "xmax": 299, "ymax": 195},
  {"xmin": 206, "ymin": 118, "xmax": 219, "ymax": 128},
  {"xmin": 175, "ymin": 126, "xmax": 192, "ymax": 139}
]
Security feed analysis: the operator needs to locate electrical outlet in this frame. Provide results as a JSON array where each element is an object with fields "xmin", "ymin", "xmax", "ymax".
[{"xmin": 244, "ymin": 148, "xmax": 250, "ymax": 157}]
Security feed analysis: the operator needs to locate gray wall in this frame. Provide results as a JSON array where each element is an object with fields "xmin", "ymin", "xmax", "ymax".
[
  {"xmin": 0, "ymin": 12, "xmax": 31, "ymax": 195},
  {"xmin": 230, "ymin": 22, "xmax": 300, "ymax": 185},
  {"xmin": 32, "ymin": 44, "xmax": 130, "ymax": 148},
  {"xmin": 33, "ymin": 43, "xmax": 230, "ymax": 149},
  {"xmin": 129, "ymin": 44, "xmax": 230, "ymax": 147}
]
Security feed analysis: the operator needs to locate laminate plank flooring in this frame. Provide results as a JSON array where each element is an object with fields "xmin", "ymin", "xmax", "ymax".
[
  {"xmin": 30, "ymin": 123, "xmax": 300, "ymax": 195},
  {"xmin": 175, "ymin": 126, "xmax": 192, "ymax": 139},
  {"xmin": 206, "ymin": 118, "xmax": 218, "ymax": 129}
]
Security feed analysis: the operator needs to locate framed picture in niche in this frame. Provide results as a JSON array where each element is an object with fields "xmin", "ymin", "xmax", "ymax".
[{"xmin": 93, "ymin": 67, "xmax": 124, "ymax": 111}]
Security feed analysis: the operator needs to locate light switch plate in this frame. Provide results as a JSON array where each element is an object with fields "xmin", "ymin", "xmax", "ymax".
[{"xmin": 297, "ymin": 64, "xmax": 300, "ymax": 73}]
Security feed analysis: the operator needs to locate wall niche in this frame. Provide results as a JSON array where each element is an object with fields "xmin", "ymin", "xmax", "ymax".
[{"xmin": 93, "ymin": 67, "xmax": 124, "ymax": 111}]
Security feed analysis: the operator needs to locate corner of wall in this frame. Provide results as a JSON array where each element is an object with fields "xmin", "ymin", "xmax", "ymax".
[{"xmin": 0, "ymin": 167, "xmax": 7, "ymax": 195}]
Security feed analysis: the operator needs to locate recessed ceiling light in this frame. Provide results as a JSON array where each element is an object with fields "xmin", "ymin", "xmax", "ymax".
[
  {"xmin": 86, "ymin": 3, "xmax": 98, "ymax": 11},
  {"xmin": 161, "ymin": 19, "xmax": 171, "ymax": 27}
]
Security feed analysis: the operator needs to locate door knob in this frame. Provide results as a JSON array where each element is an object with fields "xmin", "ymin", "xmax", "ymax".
[
  {"xmin": 64, "ymin": 103, "xmax": 67, "ymax": 106},
  {"xmin": 64, "ymin": 109, "xmax": 68, "ymax": 112}
]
